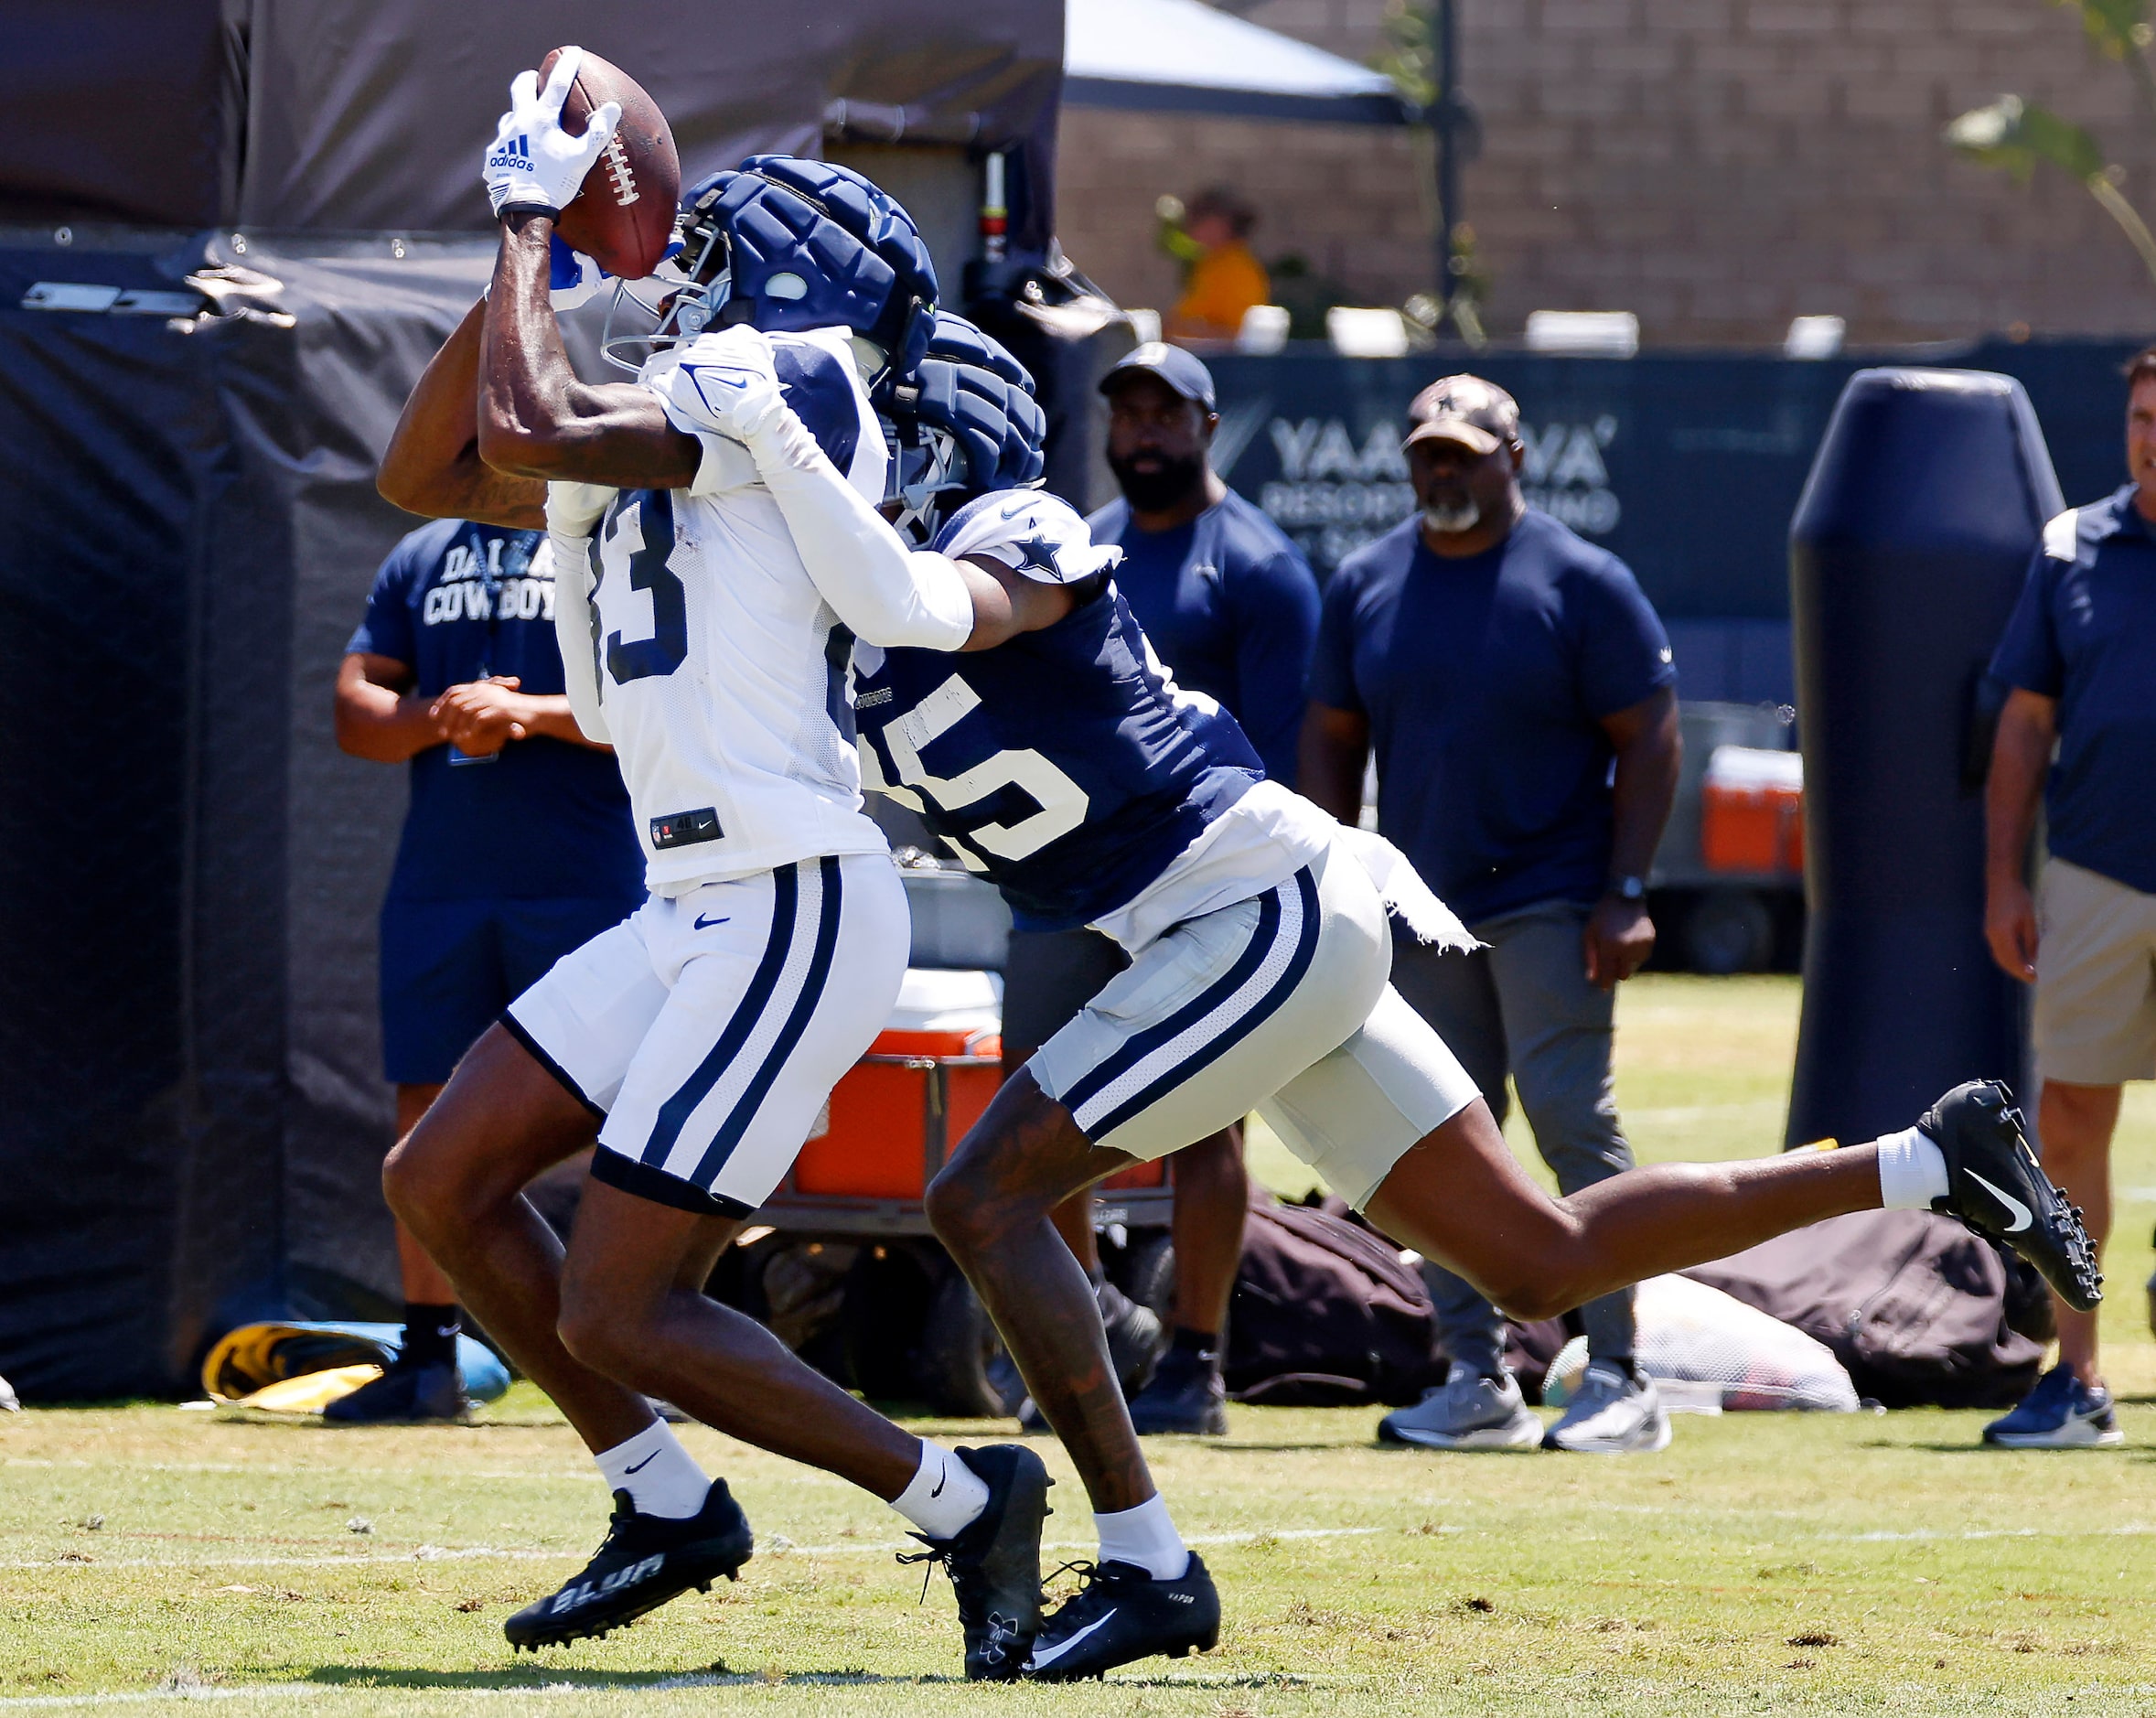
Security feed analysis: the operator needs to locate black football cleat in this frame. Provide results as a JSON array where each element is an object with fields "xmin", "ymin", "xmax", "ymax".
[
  {"xmin": 1919, "ymin": 1080, "xmax": 2102, "ymax": 1313},
  {"xmin": 1126, "ymin": 1344, "xmax": 1228, "ymax": 1436},
  {"xmin": 896, "ymin": 1444, "xmax": 1051, "ymax": 1681},
  {"xmin": 502, "ymin": 1479, "xmax": 752, "ymax": 1650},
  {"xmin": 1099, "ymin": 1280, "xmax": 1166, "ymax": 1397},
  {"xmin": 1024, "ymin": 1551, "xmax": 1221, "ymax": 1680},
  {"xmin": 322, "ymin": 1358, "xmax": 467, "ymax": 1425}
]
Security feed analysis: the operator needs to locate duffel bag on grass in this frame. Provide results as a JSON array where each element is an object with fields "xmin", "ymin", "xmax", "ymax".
[
  {"xmin": 1683, "ymin": 1208, "xmax": 2044, "ymax": 1408},
  {"xmin": 1224, "ymin": 1193, "xmax": 1445, "ymax": 1407}
]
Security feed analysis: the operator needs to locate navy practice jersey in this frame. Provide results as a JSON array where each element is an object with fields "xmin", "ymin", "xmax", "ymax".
[
  {"xmin": 349, "ymin": 519, "xmax": 645, "ymax": 905},
  {"xmin": 852, "ymin": 498, "xmax": 1263, "ymax": 931}
]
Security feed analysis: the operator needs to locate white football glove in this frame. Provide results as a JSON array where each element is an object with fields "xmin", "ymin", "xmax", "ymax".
[
  {"xmin": 670, "ymin": 327, "xmax": 792, "ymax": 447},
  {"xmin": 548, "ymin": 235, "xmax": 609, "ymax": 310},
  {"xmin": 482, "ymin": 48, "xmax": 621, "ymax": 218}
]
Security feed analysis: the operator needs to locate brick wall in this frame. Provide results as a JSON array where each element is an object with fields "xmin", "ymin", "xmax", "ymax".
[
  {"xmin": 1054, "ymin": 107, "xmax": 1438, "ymax": 319},
  {"xmin": 1054, "ymin": 0, "xmax": 2156, "ymax": 344}
]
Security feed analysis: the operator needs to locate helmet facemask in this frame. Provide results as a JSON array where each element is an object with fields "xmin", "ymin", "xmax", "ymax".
[{"xmin": 879, "ymin": 413, "xmax": 966, "ymax": 546}]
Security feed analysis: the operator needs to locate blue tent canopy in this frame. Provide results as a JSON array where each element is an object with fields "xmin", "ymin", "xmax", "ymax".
[{"xmin": 1065, "ymin": 0, "xmax": 1415, "ymax": 127}]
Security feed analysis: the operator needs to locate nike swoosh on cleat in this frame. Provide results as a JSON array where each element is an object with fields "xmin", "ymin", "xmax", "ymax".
[
  {"xmin": 1967, "ymin": 1169, "xmax": 2033, "ymax": 1233},
  {"xmin": 693, "ymin": 913, "xmax": 730, "ymax": 929},
  {"xmin": 1000, "ymin": 501, "xmax": 1030, "ymax": 519},
  {"xmin": 1027, "ymin": 1609, "xmax": 1118, "ymax": 1670}
]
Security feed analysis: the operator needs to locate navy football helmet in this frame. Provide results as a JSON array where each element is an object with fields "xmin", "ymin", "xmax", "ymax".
[
  {"xmin": 606, "ymin": 155, "xmax": 937, "ymax": 386},
  {"xmin": 879, "ymin": 312, "xmax": 1047, "ymax": 542}
]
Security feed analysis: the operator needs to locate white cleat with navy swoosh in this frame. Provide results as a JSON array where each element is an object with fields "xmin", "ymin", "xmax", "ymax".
[{"xmin": 1919, "ymin": 1080, "xmax": 2103, "ymax": 1313}]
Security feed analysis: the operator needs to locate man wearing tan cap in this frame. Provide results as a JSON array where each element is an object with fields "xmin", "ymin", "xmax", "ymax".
[{"xmin": 1300, "ymin": 375, "xmax": 1682, "ymax": 1455}]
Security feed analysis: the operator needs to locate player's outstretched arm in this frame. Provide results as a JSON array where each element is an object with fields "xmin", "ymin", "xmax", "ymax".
[
  {"xmin": 378, "ymin": 295, "xmax": 548, "ymax": 528},
  {"xmin": 477, "ymin": 210, "xmax": 702, "ymax": 491},
  {"xmin": 948, "ymin": 556, "xmax": 1078, "ymax": 650}
]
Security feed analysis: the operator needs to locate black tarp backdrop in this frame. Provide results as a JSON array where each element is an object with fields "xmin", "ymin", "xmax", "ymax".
[
  {"xmin": 6, "ymin": 2, "xmax": 1063, "ymax": 251},
  {"xmin": 0, "ymin": 4, "xmax": 1061, "ymax": 1401},
  {"xmin": 0, "ymin": 232, "xmax": 505, "ymax": 1399},
  {"xmin": 1202, "ymin": 340, "xmax": 2143, "ymax": 703}
]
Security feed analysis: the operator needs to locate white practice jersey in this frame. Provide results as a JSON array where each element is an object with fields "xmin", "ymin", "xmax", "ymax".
[{"xmin": 545, "ymin": 327, "xmax": 899, "ymax": 895}]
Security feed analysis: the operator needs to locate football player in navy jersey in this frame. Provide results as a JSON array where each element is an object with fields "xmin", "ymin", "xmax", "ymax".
[{"xmin": 708, "ymin": 315, "xmax": 2103, "ymax": 1680}]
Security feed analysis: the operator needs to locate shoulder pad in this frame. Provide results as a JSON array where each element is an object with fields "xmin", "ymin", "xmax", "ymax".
[
  {"xmin": 2043, "ymin": 508, "xmax": 2082, "ymax": 562},
  {"xmin": 932, "ymin": 489, "xmax": 1123, "ymax": 585}
]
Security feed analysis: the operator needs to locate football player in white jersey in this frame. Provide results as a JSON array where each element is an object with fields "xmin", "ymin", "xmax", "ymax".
[
  {"xmin": 372, "ymin": 61, "xmax": 1051, "ymax": 1679},
  {"xmin": 706, "ymin": 313, "xmax": 2105, "ymax": 1680}
]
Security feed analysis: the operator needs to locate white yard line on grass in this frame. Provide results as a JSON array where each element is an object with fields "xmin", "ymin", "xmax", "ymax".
[
  {"xmin": 2, "ymin": 1460, "xmax": 599, "ymax": 1484},
  {"xmin": 1837, "ymin": 1521, "xmax": 2156, "ymax": 1542},
  {"xmin": 0, "ymin": 1670, "xmax": 1346, "ymax": 1710},
  {"xmin": 2, "ymin": 1524, "xmax": 1383, "ymax": 1573}
]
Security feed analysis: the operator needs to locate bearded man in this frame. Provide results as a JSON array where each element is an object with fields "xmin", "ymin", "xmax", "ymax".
[{"xmin": 1299, "ymin": 374, "xmax": 1684, "ymax": 1455}]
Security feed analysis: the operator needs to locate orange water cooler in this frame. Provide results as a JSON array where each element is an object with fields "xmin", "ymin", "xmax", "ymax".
[{"xmin": 758, "ymin": 969, "xmax": 1171, "ymax": 1235}]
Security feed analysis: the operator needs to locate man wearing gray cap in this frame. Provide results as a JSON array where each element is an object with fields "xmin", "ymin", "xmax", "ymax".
[
  {"xmin": 1300, "ymin": 375, "xmax": 1683, "ymax": 1454},
  {"xmin": 1002, "ymin": 340, "xmax": 1321, "ymax": 1436}
]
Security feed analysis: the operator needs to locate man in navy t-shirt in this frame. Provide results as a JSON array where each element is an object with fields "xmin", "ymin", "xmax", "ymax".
[
  {"xmin": 1302, "ymin": 375, "xmax": 1680, "ymax": 1456},
  {"xmin": 1979, "ymin": 345, "xmax": 2156, "ymax": 1451},
  {"xmin": 332, "ymin": 517, "xmax": 644, "ymax": 1422}
]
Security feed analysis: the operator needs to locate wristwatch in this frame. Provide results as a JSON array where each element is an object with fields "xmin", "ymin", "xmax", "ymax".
[{"xmin": 1605, "ymin": 874, "xmax": 1647, "ymax": 903}]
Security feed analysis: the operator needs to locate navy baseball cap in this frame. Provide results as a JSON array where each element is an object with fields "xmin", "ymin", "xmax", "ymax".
[{"xmin": 1100, "ymin": 341, "xmax": 1217, "ymax": 413}]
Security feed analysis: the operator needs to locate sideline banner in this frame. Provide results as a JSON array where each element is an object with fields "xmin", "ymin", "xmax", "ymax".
[{"xmin": 1202, "ymin": 339, "xmax": 2140, "ymax": 622}]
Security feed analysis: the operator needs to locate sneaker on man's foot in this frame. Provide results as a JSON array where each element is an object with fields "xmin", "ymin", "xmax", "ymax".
[
  {"xmin": 897, "ymin": 1444, "xmax": 1052, "ymax": 1681},
  {"xmin": 322, "ymin": 1358, "xmax": 467, "ymax": 1425},
  {"xmin": 1127, "ymin": 1343, "xmax": 1228, "ymax": 1436},
  {"xmin": 1378, "ymin": 1367, "xmax": 1541, "ymax": 1451},
  {"xmin": 503, "ymin": 1479, "xmax": 752, "ymax": 1649},
  {"xmin": 1025, "ymin": 1552, "xmax": 1220, "ymax": 1680},
  {"xmin": 1099, "ymin": 1280, "xmax": 1165, "ymax": 1396},
  {"xmin": 1982, "ymin": 1363, "xmax": 2124, "ymax": 1449},
  {"xmin": 1543, "ymin": 1361, "xmax": 1671, "ymax": 1454},
  {"xmin": 1921, "ymin": 1080, "xmax": 2102, "ymax": 1312}
]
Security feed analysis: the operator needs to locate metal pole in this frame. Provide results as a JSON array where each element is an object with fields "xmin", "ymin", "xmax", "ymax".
[{"xmin": 1433, "ymin": 0, "xmax": 1460, "ymax": 313}]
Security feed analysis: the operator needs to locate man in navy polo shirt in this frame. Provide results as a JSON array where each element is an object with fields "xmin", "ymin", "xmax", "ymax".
[
  {"xmin": 1003, "ymin": 344, "xmax": 1320, "ymax": 1436},
  {"xmin": 1979, "ymin": 345, "xmax": 2156, "ymax": 1451},
  {"xmin": 333, "ymin": 518, "xmax": 643, "ymax": 1423},
  {"xmin": 1301, "ymin": 375, "xmax": 1680, "ymax": 1455}
]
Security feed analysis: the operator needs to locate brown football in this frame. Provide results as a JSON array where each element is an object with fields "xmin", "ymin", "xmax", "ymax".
[{"xmin": 539, "ymin": 46, "xmax": 680, "ymax": 281}]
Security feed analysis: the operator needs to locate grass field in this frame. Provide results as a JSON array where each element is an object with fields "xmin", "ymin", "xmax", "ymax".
[{"xmin": 6, "ymin": 975, "xmax": 2155, "ymax": 1714}]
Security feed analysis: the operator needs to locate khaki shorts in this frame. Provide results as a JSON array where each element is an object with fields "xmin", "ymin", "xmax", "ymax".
[
  {"xmin": 2034, "ymin": 857, "xmax": 2156, "ymax": 1086},
  {"xmin": 1030, "ymin": 841, "xmax": 1482, "ymax": 1209}
]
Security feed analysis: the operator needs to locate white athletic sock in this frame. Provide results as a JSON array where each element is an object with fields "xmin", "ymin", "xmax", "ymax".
[
  {"xmin": 595, "ymin": 1421, "xmax": 710, "ymax": 1521},
  {"xmin": 1874, "ymin": 1125, "xmax": 1950, "ymax": 1210},
  {"xmin": 890, "ymin": 1441, "xmax": 991, "ymax": 1541},
  {"xmin": 1094, "ymin": 1494, "xmax": 1189, "ymax": 1582}
]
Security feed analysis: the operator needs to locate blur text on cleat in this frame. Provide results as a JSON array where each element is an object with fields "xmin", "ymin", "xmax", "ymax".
[{"xmin": 502, "ymin": 1479, "xmax": 752, "ymax": 1650}]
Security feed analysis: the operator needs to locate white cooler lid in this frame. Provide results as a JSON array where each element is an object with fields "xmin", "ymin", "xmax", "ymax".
[{"xmin": 887, "ymin": 967, "xmax": 1004, "ymax": 1036}]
